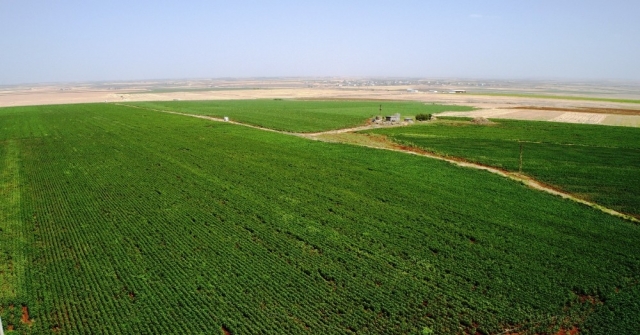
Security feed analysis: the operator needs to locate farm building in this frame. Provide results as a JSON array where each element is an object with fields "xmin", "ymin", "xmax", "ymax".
[{"xmin": 385, "ymin": 113, "xmax": 401, "ymax": 122}]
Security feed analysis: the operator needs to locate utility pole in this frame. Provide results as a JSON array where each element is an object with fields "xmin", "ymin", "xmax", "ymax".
[{"xmin": 519, "ymin": 141, "xmax": 523, "ymax": 174}]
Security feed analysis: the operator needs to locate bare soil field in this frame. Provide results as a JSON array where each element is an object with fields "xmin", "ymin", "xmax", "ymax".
[
  {"xmin": 509, "ymin": 106, "xmax": 640, "ymax": 116},
  {"xmin": 1, "ymin": 78, "xmax": 639, "ymax": 127}
]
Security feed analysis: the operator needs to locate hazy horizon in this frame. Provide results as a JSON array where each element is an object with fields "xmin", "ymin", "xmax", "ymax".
[{"xmin": 2, "ymin": 1, "xmax": 639, "ymax": 85}]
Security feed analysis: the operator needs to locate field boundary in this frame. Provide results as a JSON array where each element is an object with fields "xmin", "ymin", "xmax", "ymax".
[{"xmin": 123, "ymin": 103, "xmax": 639, "ymax": 224}]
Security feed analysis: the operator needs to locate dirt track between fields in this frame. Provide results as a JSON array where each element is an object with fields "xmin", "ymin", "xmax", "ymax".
[
  {"xmin": 309, "ymin": 131, "xmax": 638, "ymax": 223},
  {"xmin": 137, "ymin": 105, "xmax": 638, "ymax": 224}
]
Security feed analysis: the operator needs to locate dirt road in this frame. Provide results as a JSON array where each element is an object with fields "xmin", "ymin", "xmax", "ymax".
[{"xmin": 139, "ymin": 105, "xmax": 637, "ymax": 224}]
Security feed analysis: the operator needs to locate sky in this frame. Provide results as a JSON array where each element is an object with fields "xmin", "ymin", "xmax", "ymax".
[{"xmin": 1, "ymin": 0, "xmax": 639, "ymax": 85}]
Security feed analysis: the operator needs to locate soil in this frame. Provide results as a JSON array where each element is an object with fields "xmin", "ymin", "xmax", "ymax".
[
  {"xmin": 556, "ymin": 326, "xmax": 580, "ymax": 335},
  {"xmin": 2, "ymin": 80, "xmax": 639, "ymax": 127},
  {"xmin": 578, "ymin": 294, "xmax": 601, "ymax": 305},
  {"xmin": 510, "ymin": 106, "xmax": 640, "ymax": 116},
  {"xmin": 21, "ymin": 305, "xmax": 32, "ymax": 324},
  {"xmin": 471, "ymin": 117, "xmax": 494, "ymax": 125}
]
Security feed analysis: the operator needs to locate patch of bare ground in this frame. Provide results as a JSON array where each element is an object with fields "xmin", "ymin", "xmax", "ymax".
[
  {"xmin": 502, "ymin": 327, "xmax": 580, "ymax": 335},
  {"xmin": 21, "ymin": 305, "xmax": 33, "ymax": 325},
  {"xmin": 471, "ymin": 117, "xmax": 495, "ymax": 125},
  {"xmin": 509, "ymin": 106, "xmax": 640, "ymax": 116},
  {"xmin": 221, "ymin": 325, "xmax": 232, "ymax": 335},
  {"xmin": 295, "ymin": 97, "xmax": 407, "ymax": 103},
  {"xmin": 312, "ymin": 133, "xmax": 398, "ymax": 149},
  {"xmin": 555, "ymin": 327, "xmax": 580, "ymax": 335}
]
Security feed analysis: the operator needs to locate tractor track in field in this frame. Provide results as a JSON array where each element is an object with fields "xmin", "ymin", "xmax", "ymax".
[{"xmin": 119, "ymin": 103, "xmax": 639, "ymax": 224}]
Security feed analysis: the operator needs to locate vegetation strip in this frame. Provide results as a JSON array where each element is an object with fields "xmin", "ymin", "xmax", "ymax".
[{"xmin": 0, "ymin": 140, "xmax": 26, "ymax": 301}]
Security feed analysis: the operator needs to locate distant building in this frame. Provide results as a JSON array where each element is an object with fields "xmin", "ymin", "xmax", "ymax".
[
  {"xmin": 452, "ymin": 90, "xmax": 467, "ymax": 93},
  {"xmin": 385, "ymin": 113, "xmax": 401, "ymax": 122}
]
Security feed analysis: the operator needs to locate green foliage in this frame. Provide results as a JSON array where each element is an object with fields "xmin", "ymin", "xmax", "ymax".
[
  {"xmin": 126, "ymin": 100, "xmax": 473, "ymax": 132},
  {"xmin": 366, "ymin": 119, "xmax": 640, "ymax": 218},
  {"xmin": 415, "ymin": 113, "xmax": 432, "ymax": 121},
  {"xmin": 1, "ymin": 103, "xmax": 639, "ymax": 333},
  {"xmin": 583, "ymin": 285, "xmax": 640, "ymax": 334},
  {"xmin": 422, "ymin": 326, "xmax": 434, "ymax": 335}
]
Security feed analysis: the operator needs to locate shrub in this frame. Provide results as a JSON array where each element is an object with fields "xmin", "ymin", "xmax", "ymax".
[{"xmin": 415, "ymin": 113, "xmax": 432, "ymax": 121}]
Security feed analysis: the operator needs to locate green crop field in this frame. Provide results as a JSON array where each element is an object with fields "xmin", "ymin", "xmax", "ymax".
[
  {"xmin": 1, "ymin": 103, "xmax": 640, "ymax": 334},
  {"xmin": 365, "ymin": 118, "xmax": 640, "ymax": 219},
  {"xmin": 126, "ymin": 100, "xmax": 474, "ymax": 132}
]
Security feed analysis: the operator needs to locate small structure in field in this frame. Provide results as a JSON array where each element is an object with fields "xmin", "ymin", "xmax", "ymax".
[
  {"xmin": 385, "ymin": 113, "xmax": 401, "ymax": 122},
  {"xmin": 452, "ymin": 90, "xmax": 467, "ymax": 93},
  {"xmin": 404, "ymin": 118, "xmax": 414, "ymax": 123},
  {"xmin": 223, "ymin": 116, "xmax": 229, "ymax": 122}
]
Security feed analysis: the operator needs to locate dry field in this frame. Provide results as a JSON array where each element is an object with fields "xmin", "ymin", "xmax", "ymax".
[{"xmin": 1, "ymin": 79, "xmax": 639, "ymax": 127}]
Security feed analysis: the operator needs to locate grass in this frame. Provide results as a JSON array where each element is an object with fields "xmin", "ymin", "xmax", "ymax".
[
  {"xmin": 365, "ymin": 118, "xmax": 640, "ymax": 218},
  {"xmin": 1, "ymin": 103, "xmax": 639, "ymax": 334},
  {"xmin": 125, "ymin": 100, "xmax": 475, "ymax": 132}
]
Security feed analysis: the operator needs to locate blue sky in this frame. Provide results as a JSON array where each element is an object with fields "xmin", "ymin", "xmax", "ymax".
[{"xmin": 1, "ymin": 1, "xmax": 639, "ymax": 84}]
